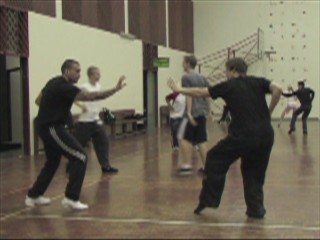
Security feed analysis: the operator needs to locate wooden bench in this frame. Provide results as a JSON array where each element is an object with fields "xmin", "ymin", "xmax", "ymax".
[
  {"xmin": 109, "ymin": 109, "xmax": 146, "ymax": 139},
  {"xmin": 33, "ymin": 110, "xmax": 146, "ymax": 155}
]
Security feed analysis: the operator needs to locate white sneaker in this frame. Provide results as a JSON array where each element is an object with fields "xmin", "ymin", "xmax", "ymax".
[
  {"xmin": 172, "ymin": 147, "xmax": 179, "ymax": 152},
  {"xmin": 178, "ymin": 164, "xmax": 193, "ymax": 175},
  {"xmin": 61, "ymin": 197, "xmax": 88, "ymax": 210},
  {"xmin": 25, "ymin": 195, "xmax": 51, "ymax": 207}
]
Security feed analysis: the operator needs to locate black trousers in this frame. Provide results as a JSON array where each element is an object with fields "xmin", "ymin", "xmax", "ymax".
[
  {"xmin": 290, "ymin": 105, "xmax": 312, "ymax": 132},
  {"xmin": 170, "ymin": 118, "xmax": 182, "ymax": 148},
  {"xmin": 199, "ymin": 124, "xmax": 274, "ymax": 217},
  {"xmin": 28, "ymin": 125, "xmax": 87, "ymax": 201},
  {"xmin": 73, "ymin": 122, "xmax": 110, "ymax": 168}
]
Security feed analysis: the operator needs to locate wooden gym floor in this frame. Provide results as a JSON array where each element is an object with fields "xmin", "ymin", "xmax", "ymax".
[{"xmin": 0, "ymin": 121, "xmax": 319, "ymax": 239}]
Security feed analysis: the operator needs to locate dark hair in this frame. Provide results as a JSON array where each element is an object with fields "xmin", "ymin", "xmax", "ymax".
[
  {"xmin": 184, "ymin": 55, "xmax": 197, "ymax": 69},
  {"xmin": 225, "ymin": 58, "xmax": 248, "ymax": 74},
  {"xmin": 87, "ymin": 66, "xmax": 99, "ymax": 77},
  {"xmin": 298, "ymin": 80, "xmax": 305, "ymax": 87},
  {"xmin": 61, "ymin": 59, "xmax": 79, "ymax": 74}
]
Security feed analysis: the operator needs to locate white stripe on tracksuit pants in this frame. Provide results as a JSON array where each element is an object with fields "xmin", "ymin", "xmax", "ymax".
[{"xmin": 27, "ymin": 125, "xmax": 87, "ymax": 201}]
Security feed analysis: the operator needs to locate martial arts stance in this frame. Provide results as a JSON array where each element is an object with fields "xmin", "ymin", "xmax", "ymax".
[
  {"xmin": 177, "ymin": 55, "xmax": 213, "ymax": 174},
  {"xmin": 168, "ymin": 58, "xmax": 282, "ymax": 218},
  {"xmin": 282, "ymin": 81, "xmax": 315, "ymax": 135},
  {"xmin": 25, "ymin": 59, "xmax": 126, "ymax": 210},
  {"xmin": 73, "ymin": 66, "xmax": 118, "ymax": 173}
]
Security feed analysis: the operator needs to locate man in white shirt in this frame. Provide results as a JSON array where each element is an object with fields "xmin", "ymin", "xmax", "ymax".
[{"xmin": 73, "ymin": 66, "xmax": 118, "ymax": 173}]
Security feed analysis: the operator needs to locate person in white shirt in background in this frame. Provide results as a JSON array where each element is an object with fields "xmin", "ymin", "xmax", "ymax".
[
  {"xmin": 278, "ymin": 86, "xmax": 300, "ymax": 127},
  {"xmin": 72, "ymin": 66, "xmax": 118, "ymax": 174},
  {"xmin": 165, "ymin": 91, "xmax": 186, "ymax": 152}
]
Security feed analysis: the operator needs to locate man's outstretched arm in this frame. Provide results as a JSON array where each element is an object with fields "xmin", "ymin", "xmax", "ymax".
[
  {"xmin": 75, "ymin": 76, "xmax": 126, "ymax": 102},
  {"xmin": 167, "ymin": 77, "xmax": 210, "ymax": 97}
]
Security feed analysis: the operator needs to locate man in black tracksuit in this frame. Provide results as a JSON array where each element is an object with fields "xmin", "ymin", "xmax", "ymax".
[
  {"xmin": 168, "ymin": 58, "xmax": 282, "ymax": 219},
  {"xmin": 282, "ymin": 81, "xmax": 315, "ymax": 135},
  {"xmin": 25, "ymin": 59, "xmax": 126, "ymax": 210}
]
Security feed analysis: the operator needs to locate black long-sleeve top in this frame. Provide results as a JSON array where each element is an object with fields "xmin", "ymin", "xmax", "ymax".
[{"xmin": 282, "ymin": 87, "xmax": 315, "ymax": 107}]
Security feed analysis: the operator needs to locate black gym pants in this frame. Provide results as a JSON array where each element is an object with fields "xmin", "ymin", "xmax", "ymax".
[
  {"xmin": 199, "ymin": 124, "xmax": 274, "ymax": 218},
  {"xmin": 28, "ymin": 125, "xmax": 87, "ymax": 201},
  {"xmin": 73, "ymin": 122, "xmax": 110, "ymax": 168},
  {"xmin": 290, "ymin": 105, "xmax": 312, "ymax": 132}
]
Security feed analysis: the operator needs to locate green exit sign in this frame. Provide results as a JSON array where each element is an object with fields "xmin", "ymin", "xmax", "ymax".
[{"xmin": 154, "ymin": 57, "xmax": 170, "ymax": 68}]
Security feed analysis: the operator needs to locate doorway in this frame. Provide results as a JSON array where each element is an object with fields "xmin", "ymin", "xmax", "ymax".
[
  {"xmin": 0, "ymin": 6, "xmax": 30, "ymax": 156},
  {"xmin": 0, "ymin": 55, "xmax": 30, "ymax": 156}
]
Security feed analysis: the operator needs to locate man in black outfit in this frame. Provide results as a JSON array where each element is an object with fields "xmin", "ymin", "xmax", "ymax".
[
  {"xmin": 25, "ymin": 59, "xmax": 126, "ymax": 210},
  {"xmin": 282, "ymin": 81, "xmax": 315, "ymax": 135},
  {"xmin": 218, "ymin": 104, "xmax": 231, "ymax": 124},
  {"xmin": 168, "ymin": 58, "xmax": 282, "ymax": 219}
]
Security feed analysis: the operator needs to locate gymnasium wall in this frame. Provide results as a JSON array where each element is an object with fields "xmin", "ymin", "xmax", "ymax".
[
  {"xmin": 28, "ymin": 12, "xmax": 143, "ymax": 153},
  {"xmin": 27, "ymin": 1, "xmax": 192, "ymax": 154},
  {"xmin": 194, "ymin": 0, "xmax": 320, "ymax": 119}
]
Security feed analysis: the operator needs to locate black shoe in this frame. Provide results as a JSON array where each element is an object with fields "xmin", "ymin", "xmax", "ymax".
[
  {"xmin": 102, "ymin": 166, "xmax": 119, "ymax": 174},
  {"xmin": 246, "ymin": 210, "xmax": 265, "ymax": 219},
  {"xmin": 194, "ymin": 203, "xmax": 207, "ymax": 215},
  {"xmin": 288, "ymin": 128, "xmax": 295, "ymax": 134},
  {"xmin": 303, "ymin": 131, "xmax": 308, "ymax": 135},
  {"xmin": 194, "ymin": 202, "xmax": 218, "ymax": 215}
]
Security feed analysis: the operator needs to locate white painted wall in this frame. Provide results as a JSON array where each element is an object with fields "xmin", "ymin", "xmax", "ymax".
[
  {"xmin": 194, "ymin": 1, "xmax": 263, "ymax": 57},
  {"xmin": 194, "ymin": 0, "xmax": 320, "ymax": 118},
  {"xmin": 28, "ymin": 12, "xmax": 143, "ymax": 154},
  {"xmin": 27, "ymin": 11, "xmax": 191, "ymax": 153}
]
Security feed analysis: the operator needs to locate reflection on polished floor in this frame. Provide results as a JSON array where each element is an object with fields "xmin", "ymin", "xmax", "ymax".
[{"xmin": 0, "ymin": 121, "xmax": 319, "ymax": 239}]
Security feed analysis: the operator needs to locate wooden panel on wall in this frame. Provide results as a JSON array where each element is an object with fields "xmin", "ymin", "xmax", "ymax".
[
  {"xmin": 185, "ymin": 0, "xmax": 194, "ymax": 53},
  {"xmin": 82, "ymin": 1, "xmax": 98, "ymax": 28},
  {"xmin": 169, "ymin": 0, "xmax": 194, "ymax": 53},
  {"xmin": 62, "ymin": 0, "xmax": 125, "ymax": 34},
  {"xmin": 62, "ymin": 0, "xmax": 82, "ymax": 23},
  {"xmin": 129, "ymin": 0, "xmax": 166, "ymax": 46},
  {"xmin": 29, "ymin": 0, "xmax": 56, "ymax": 17},
  {"xmin": 97, "ymin": 0, "xmax": 125, "ymax": 33},
  {"xmin": 0, "ymin": 0, "xmax": 56, "ymax": 17}
]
